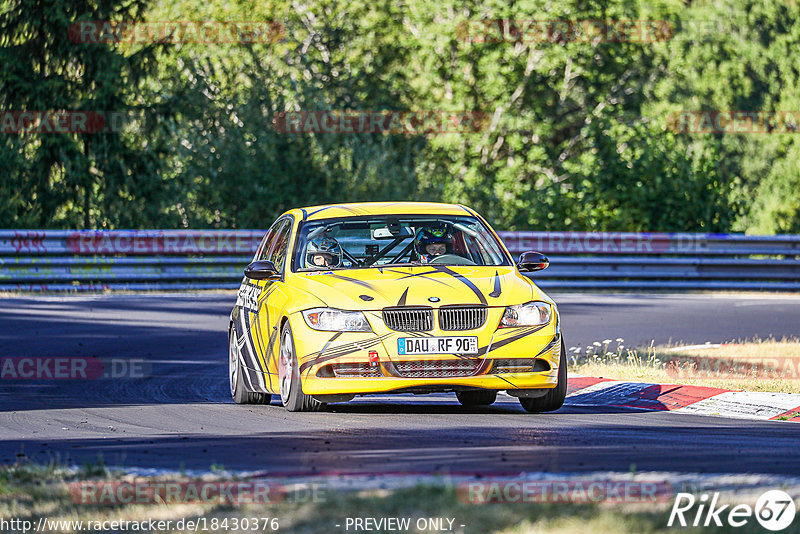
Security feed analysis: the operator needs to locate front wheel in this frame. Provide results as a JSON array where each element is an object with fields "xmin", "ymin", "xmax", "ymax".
[
  {"xmin": 519, "ymin": 339, "xmax": 567, "ymax": 413},
  {"xmin": 278, "ymin": 322, "xmax": 324, "ymax": 412},
  {"xmin": 229, "ymin": 327, "xmax": 271, "ymax": 405}
]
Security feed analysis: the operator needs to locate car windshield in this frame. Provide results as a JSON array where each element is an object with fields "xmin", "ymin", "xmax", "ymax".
[{"xmin": 293, "ymin": 215, "xmax": 510, "ymax": 271}]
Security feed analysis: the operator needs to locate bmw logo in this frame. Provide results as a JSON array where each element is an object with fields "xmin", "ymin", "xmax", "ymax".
[{"xmin": 428, "ymin": 297, "xmax": 440, "ymax": 303}]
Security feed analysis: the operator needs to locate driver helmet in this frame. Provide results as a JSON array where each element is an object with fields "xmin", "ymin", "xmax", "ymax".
[
  {"xmin": 415, "ymin": 225, "xmax": 453, "ymax": 262},
  {"xmin": 306, "ymin": 236, "xmax": 342, "ymax": 268}
]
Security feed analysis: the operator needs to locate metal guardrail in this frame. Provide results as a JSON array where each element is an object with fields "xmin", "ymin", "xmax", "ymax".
[{"xmin": 1, "ymin": 230, "xmax": 799, "ymax": 291}]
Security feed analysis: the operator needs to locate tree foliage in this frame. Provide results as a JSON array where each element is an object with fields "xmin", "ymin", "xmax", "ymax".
[{"xmin": 0, "ymin": 0, "xmax": 797, "ymax": 231}]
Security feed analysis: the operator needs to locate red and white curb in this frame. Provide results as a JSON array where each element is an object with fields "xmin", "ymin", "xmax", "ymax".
[{"xmin": 566, "ymin": 375, "xmax": 800, "ymax": 422}]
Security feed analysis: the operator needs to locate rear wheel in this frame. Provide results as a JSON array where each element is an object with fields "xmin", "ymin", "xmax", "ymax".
[
  {"xmin": 519, "ymin": 339, "xmax": 567, "ymax": 413},
  {"xmin": 456, "ymin": 390, "xmax": 497, "ymax": 407},
  {"xmin": 229, "ymin": 327, "xmax": 271, "ymax": 405},
  {"xmin": 279, "ymin": 322, "xmax": 324, "ymax": 412}
]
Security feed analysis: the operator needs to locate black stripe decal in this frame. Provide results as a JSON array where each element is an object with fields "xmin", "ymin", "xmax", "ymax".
[
  {"xmin": 323, "ymin": 331, "xmax": 343, "ymax": 347},
  {"xmin": 430, "ymin": 265, "xmax": 488, "ymax": 305},
  {"xmin": 383, "ymin": 269, "xmax": 413, "ymax": 276},
  {"xmin": 305, "ymin": 335, "xmax": 387, "ymax": 360},
  {"xmin": 307, "ymin": 205, "xmax": 362, "ymax": 218},
  {"xmin": 396, "ymin": 270, "xmax": 454, "ymax": 287},
  {"xmin": 328, "ymin": 273, "xmax": 376, "ymax": 290},
  {"xmin": 252, "ymin": 286, "xmax": 271, "ymax": 358},
  {"xmin": 304, "ymin": 336, "xmax": 382, "ymax": 360},
  {"xmin": 534, "ymin": 333, "xmax": 561, "ymax": 357},
  {"xmin": 307, "ymin": 206, "xmax": 332, "ymax": 217},
  {"xmin": 263, "ymin": 324, "xmax": 282, "ymax": 391},
  {"xmin": 242, "ymin": 312, "xmax": 267, "ymax": 373},
  {"xmin": 254, "ymin": 284, "xmax": 279, "ymax": 389},
  {"xmin": 397, "ymin": 287, "xmax": 409, "ymax": 306},
  {"xmin": 303, "ymin": 332, "xmax": 344, "ymax": 378},
  {"xmin": 299, "ymin": 334, "xmax": 391, "ymax": 373},
  {"xmin": 491, "ymin": 373, "xmax": 520, "ymax": 388},
  {"xmin": 479, "ymin": 325, "xmax": 546, "ymax": 356}
]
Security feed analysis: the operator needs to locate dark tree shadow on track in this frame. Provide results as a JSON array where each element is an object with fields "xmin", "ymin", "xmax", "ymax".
[
  {"xmin": 3, "ymin": 420, "xmax": 800, "ymax": 475},
  {"xmin": 0, "ymin": 300, "xmax": 232, "ymax": 411}
]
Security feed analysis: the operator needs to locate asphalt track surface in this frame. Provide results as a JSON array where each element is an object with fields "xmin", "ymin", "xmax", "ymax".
[{"xmin": 1, "ymin": 292, "xmax": 800, "ymax": 475}]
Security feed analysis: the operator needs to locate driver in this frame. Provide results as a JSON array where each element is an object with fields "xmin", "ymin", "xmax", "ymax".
[
  {"xmin": 305, "ymin": 237, "xmax": 342, "ymax": 268},
  {"xmin": 415, "ymin": 225, "xmax": 454, "ymax": 263}
]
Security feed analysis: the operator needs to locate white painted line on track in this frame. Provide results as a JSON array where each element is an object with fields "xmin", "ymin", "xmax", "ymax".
[{"xmin": 676, "ymin": 391, "xmax": 800, "ymax": 420}]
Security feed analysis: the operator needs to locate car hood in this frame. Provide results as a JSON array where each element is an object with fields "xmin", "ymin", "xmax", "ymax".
[{"xmin": 289, "ymin": 265, "xmax": 549, "ymax": 309}]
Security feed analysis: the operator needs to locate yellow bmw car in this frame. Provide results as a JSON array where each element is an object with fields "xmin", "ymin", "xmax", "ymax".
[{"xmin": 229, "ymin": 202, "xmax": 565, "ymax": 412}]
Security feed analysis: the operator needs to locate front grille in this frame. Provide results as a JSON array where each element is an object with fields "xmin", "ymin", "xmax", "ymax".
[
  {"xmin": 491, "ymin": 358, "xmax": 551, "ymax": 374},
  {"xmin": 394, "ymin": 358, "xmax": 481, "ymax": 378},
  {"xmin": 438, "ymin": 306, "xmax": 487, "ymax": 331},
  {"xmin": 382, "ymin": 307, "xmax": 434, "ymax": 332}
]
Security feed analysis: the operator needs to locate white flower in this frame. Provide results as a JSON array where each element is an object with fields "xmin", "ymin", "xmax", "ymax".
[
  {"xmin": 602, "ymin": 339, "xmax": 612, "ymax": 344},
  {"xmin": 616, "ymin": 338, "xmax": 624, "ymax": 343},
  {"xmin": 593, "ymin": 341, "xmax": 602, "ymax": 347}
]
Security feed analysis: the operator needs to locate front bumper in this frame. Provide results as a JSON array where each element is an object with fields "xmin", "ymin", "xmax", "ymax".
[{"xmin": 290, "ymin": 309, "xmax": 561, "ymax": 396}]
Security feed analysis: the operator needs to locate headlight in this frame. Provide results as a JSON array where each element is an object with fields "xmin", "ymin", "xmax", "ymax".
[
  {"xmin": 301, "ymin": 308, "xmax": 372, "ymax": 332},
  {"xmin": 499, "ymin": 301, "xmax": 552, "ymax": 328}
]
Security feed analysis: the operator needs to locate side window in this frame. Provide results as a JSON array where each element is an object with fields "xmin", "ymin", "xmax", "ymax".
[
  {"xmin": 265, "ymin": 219, "xmax": 292, "ymax": 273},
  {"xmin": 255, "ymin": 219, "xmax": 282, "ymax": 261}
]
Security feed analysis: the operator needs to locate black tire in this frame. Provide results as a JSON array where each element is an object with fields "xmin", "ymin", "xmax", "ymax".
[
  {"xmin": 456, "ymin": 390, "xmax": 498, "ymax": 407},
  {"xmin": 229, "ymin": 327, "xmax": 271, "ymax": 405},
  {"xmin": 519, "ymin": 339, "xmax": 567, "ymax": 413},
  {"xmin": 279, "ymin": 322, "xmax": 324, "ymax": 412}
]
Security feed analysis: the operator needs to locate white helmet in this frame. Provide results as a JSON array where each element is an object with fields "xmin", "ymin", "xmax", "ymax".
[{"xmin": 305, "ymin": 237, "xmax": 342, "ymax": 268}]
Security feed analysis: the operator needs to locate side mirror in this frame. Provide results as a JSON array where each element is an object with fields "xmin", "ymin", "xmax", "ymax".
[
  {"xmin": 517, "ymin": 251, "xmax": 549, "ymax": 272},
  {"xmin": 244, "ymin": 260, "xmax": 280, "ymax": 280}
]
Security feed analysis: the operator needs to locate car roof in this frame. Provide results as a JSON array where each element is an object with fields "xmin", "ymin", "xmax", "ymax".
[{"xmin": 286, "ymin": 202, "xmax": 475, "ymax": 221}]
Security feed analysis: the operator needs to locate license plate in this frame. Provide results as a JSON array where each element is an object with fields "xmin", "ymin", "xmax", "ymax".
[{"xmin": 397, "ymin": 336, "xmax": 479, "ymax": 355}]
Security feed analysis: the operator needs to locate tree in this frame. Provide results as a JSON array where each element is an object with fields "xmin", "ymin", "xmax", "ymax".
[{"xmin": 0, "ymin": 0, "xmax": 171, "ymax": 228}]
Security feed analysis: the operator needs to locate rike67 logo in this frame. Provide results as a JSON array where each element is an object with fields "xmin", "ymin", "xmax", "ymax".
[{"xmin": 669, "ymin": 490, "xmax": 796, "ymax": 531}]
